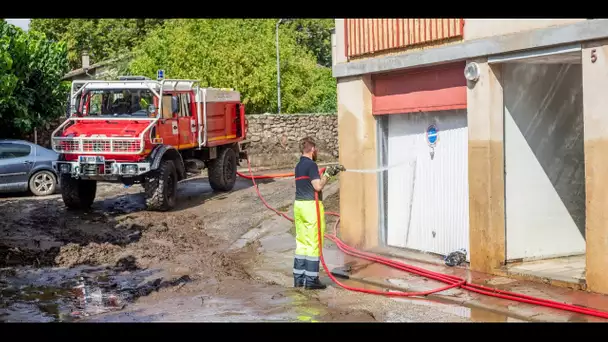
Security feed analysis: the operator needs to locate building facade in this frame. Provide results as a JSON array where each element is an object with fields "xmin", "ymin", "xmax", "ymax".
[
  {"xmin": 332, "ymin": 19, "xmax": 608, "ymax": 295},
  {"xmin": 61, "ymin": 54, "xmax": 130, "ymax": 82}
]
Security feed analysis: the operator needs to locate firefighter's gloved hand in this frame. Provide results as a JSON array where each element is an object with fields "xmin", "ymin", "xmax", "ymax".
[{"xmin": 323, "ymin": 164, "xmax": 346, "ymax": 179}]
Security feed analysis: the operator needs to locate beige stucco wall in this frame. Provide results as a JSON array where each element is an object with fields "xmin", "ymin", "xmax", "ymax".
[
  {"xmin": 464, "ymin": 43, "xmax": 608, "ymax": 295},
  {"xmin": 333, "ymin": 17, "xmax": 608, "ymax": 294},
  {"xmin": 465, "ymin": 59, "xmax": 506, "ymax": 274},
  {"xmin": 337, "ymin": 75, "xmax": 379, "ymax": 249},
  {"xmin": 582, "ymin": 39, "xmax": 608, "ymax": 295},
  {"xmin": 463, "ymin": 19, "xmax": 586, "ymax": 41}
]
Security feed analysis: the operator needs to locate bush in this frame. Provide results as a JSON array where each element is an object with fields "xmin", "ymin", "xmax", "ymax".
[{"xmin": 0, "ymin": 21, "xmax": 70, "ymax": 138}]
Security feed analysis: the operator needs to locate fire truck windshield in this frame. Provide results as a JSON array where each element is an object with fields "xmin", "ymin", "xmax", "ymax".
[{"xmin": 84, "ymin": 89, "xmax": 156, "ymax": 118}]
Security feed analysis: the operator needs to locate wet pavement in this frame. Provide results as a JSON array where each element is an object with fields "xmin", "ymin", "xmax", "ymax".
[
  {"xmin": 0, "ymin": 170, "xmax": 377, "ymax": 322},
  {"xmin": 85, "ymin": 284, "xmax": 374, "ymax": 322},
  {"xmin": 332, "ymin": 248, "xmax": 608, "ymax": 322},
  {"xmin": 2, "ymin": 167, "xmax": 607, "ymax": 322},
  {"xmin": 236, "ymin": 183, "xmax": 608, "ymax": 322},
  {"xmin": 238, "ymin": 185, "xmax": 475, "ymax": 322}
]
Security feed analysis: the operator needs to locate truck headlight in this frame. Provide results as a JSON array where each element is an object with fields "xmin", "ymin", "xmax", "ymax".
[
  {"xmin": 60, "ymin": 163, "xmax": 71, "ymax": 174},
  {"xmin": 121, "ymin": 164, "xmax": 138, "ymax": 175}
]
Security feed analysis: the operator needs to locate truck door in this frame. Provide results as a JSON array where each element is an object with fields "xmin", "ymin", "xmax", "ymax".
[
  {"xmin": 156, "ymin": 94, "xmax": 179, "ymax": 147},
  {"xmin": 176, "ymin": 92, "xmax": 196, "ymax": 149},
  {"xmin": 226, "ymin": 104, "xmax": 237, "ymax": 139}
]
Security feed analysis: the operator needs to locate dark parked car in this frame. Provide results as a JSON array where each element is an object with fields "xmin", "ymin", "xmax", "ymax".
[{"xmin": 0, "ymin": 139, "xmax": 59, "ymax": 196}]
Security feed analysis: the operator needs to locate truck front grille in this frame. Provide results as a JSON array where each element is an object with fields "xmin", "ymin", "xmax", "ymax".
[{"xmin": 52, "ymin": 138, "xmax": 142, "ymax": 154}]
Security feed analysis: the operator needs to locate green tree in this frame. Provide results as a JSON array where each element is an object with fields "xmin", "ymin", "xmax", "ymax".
[
  {"xmin": 30, "ymin": 19, "xmax": 164, "ymax": 69},
  {"xmin": 0, "ymin": 21, "xmax": 70, "ymax": 138},
  {"xmin": 286, "ymin": 19, "xmax": 335, "ymax": 68},
  {"xmin": 129, "ymin": 19, "xmax": 336, "ymax": 114}
]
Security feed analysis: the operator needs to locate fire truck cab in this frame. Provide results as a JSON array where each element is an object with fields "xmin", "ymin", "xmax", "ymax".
[{"xmin": 52, "ymin": 76, "xmax": 249, "ymax": 211}]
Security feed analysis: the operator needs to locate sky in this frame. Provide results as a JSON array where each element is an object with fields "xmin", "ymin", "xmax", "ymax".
[{"xmin": 5, "ymin": 18, "xmax": 30, "ymax": 30}]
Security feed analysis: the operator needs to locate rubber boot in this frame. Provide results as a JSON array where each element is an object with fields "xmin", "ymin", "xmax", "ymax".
[
  {"xmin": 304, "ymin": 277, "xmax": 327, "ymax": 290},
  {"xmin": 293, "ymin": 257, "xmax": 306, "ymax": 288},
  {"xmin": 294, "ymin": 275, "xmax": 305, "ymax": 288}
]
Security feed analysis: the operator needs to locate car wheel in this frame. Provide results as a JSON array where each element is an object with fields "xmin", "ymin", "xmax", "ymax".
[{"xmin": 29, "ymin": 170, "xmax": 57, "ymax": 196}]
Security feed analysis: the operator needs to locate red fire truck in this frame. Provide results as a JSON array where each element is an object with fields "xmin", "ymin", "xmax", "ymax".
[{"xmin": 51, "ymin": 76, "xmax": 248, "ymax": 211}]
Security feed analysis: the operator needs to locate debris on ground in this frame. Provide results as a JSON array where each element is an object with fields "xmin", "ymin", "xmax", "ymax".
[{"xmin": 444, "ymin": 249, "xmax": 467, "ymax": 267}]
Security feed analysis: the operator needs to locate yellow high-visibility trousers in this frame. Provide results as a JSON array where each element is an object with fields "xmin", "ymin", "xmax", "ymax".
[{"xmin": 293, "ymin": 200, "xmax": 326, "ymax": 285}]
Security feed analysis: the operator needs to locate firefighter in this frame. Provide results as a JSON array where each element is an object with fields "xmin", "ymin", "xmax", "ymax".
[
  {"xmin": 293, "ymin": 137, "xmax": 344, "ymax": 290},
  {"xmin": 139, "ymin": 97, "xmax": 149, "ymax": 110}
]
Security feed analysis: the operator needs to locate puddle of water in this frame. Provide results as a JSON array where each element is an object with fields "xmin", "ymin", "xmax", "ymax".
[
  {"xmin": 2, "ymin": 263, "xmax": 342, "ymax": 323},
  {"xmin": 86, "ymin": 288, "xmax": 337, "ymax": 322},
  {"xmin": 0, "ymin": 265, "xmax": 189, "ymax": 322},
  {"xmin": 0, "ymin": 285, "xmax": 74, "ymax": 322},
  {"xmin": 101, "ymin": 195, "xmax": 145, "ymax": 215}
]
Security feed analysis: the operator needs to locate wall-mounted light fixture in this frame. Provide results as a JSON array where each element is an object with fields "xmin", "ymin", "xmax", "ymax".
[{"xmin": 464, "ymin": 62, "xmax": 480, "ymax": 82}]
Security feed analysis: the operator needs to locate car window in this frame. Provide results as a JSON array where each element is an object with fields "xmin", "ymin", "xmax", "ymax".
[{"xmin": 0, "ymin": 143, "xmax": 32, "ymax": 159}]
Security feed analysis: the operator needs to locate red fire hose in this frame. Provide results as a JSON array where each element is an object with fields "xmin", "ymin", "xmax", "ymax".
[{"xmin": 236, "ymin": 159, "xmax": 608, "ymax": 320}]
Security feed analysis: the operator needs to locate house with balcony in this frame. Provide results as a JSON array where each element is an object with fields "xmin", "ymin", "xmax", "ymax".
[{"xmin": 331, "ymin": 19, "xmax": 608, "ymax": 295}]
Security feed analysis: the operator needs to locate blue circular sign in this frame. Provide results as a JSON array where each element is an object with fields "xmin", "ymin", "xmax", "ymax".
[{"xmin": 426, "ymin": 125, "xmax": 438, "ymax": 146}]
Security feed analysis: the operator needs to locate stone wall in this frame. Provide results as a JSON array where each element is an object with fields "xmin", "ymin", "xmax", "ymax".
[
  {"xmin": 22, "ymin": 113, "xmax": 339, "ymax": 168},
  {"xmin": 23, "ymin": 117, "xmax": 64, "ymax": 149},
  {"xmin": 245, "ymin": 113, "xmax": 339, "ymax": 168}
]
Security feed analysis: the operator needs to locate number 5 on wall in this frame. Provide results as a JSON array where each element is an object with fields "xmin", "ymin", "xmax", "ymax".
[{"xmin": 591, "ymin": 49, "xmax": 597, "ymax": 63}]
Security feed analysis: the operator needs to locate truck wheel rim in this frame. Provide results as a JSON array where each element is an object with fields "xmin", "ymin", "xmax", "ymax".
[{"xmin": 34, "ymin": 173, "xmax": 54, "ymax": 194}]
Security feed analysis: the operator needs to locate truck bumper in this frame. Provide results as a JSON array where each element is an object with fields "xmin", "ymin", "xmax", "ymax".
[{"xmin": 53, "ymin": 160, "xmax": 152, "ymax": 180}]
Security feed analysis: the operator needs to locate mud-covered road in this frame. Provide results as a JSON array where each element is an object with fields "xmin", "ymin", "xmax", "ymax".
[{"xmin": 0, "ymin": 171, "xmax": 378, "ymax": 322}]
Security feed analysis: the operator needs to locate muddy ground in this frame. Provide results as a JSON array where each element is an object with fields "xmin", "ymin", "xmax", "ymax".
[{"xmin": 0, "ymin": 172, "xmax": 375, "ymax": 322}]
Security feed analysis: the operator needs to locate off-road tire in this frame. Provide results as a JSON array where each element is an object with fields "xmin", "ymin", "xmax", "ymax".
[
  {"xmin": 29, "ymin": 170, "xmax": 57, "ymax": 196},
  {"xmin": 144, "ymin": 159, "xmax": 178, "ymax": 211},
  {"xmin": 60, "ymin": 174, "xmax": 97, "ymax": 210},
  {"xmin": 208, "ymin": 147, "xmax": 237, "ymax": 192}
]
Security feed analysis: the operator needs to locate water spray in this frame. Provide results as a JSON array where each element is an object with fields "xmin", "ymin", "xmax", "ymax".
[{"xmin": 326, "ymin": 158, "xmax": 415, "ymax": 174}]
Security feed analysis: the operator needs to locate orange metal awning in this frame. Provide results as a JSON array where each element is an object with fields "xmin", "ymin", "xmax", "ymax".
[{"xmin": 372, "ymin": 62, "xmax": 467, "ymax": 115}]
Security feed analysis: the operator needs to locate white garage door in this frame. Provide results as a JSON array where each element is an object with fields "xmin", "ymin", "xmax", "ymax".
[{"xmin": 386, "ymin": 110, "xmax": 469, "ymax": 257}]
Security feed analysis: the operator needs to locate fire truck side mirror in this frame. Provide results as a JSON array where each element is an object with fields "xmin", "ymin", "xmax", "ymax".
[{"xmin": 148, "ymin": 104, "xmax": 157, "ymax": 115}]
